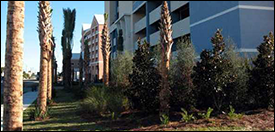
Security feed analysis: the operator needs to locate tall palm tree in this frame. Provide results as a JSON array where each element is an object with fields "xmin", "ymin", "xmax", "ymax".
[
  {"xmin": 101, "ymin": 13, "xmax": 111, "ymax": 86},
  {"xmin": 51, "ymin": 36, "xmax": 57, "ymax": 84},
  {"xmin": 48, "ymin": 35, "xmax": 55, "ymax": 101},
  {"xmin": 61, "ymin": 8, "xmax": 76, "ymax": 89},
  {"xmin": 3, "ymin": 1, "xmax": 25, "ymax": 131},
  {"xmin": 159, "ymin": 1, "xmax": 173, "ymax": 120},
  {"xmin": 38, "ymin": 1, "xmax": 53, "ymax": 116},
  {"xmin": 84, "ymin": 40, "xmax": 90, "ymax": 88}
]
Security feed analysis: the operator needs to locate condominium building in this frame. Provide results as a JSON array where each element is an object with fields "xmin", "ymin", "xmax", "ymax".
[
  {"xmin": 105, "ymin": 1, "xmax": 274, "ymax": 56},
  {"xmin": 81, "ymin": 14, "xmax": 104, "ymax": 82}
]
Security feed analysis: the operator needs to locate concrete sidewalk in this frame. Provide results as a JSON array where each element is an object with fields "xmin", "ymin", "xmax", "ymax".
[{"xmin": 1, "ymin": 91, "xmax": 38, "ymax": 131}]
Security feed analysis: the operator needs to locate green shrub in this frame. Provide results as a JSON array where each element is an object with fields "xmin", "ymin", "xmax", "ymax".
[
  {"xmin": 160, "ymin": 114, "xmax": 170, "ymax": 125},
  {"xmin": 223, "ymin": 41, "xmax": 250, "ymax": 110},
  {"xmin": 71, "ymin": 85, "xmax": 86, "ymax": 100},
  {"xmin": 80, "ymin": 86, "xmax": 128, "ymax": 120},
  {"xmin": 110, "ymin": 51, "xmax": 133, "ymax": 88},
  {"xmin": 249, "ymin": 32, "xmax": 274, "ymax": 109},
  {"xmin": 198, "ymin": 107, "xmax": 214, "ymax": 120},
  {"xmin": 180, "ymin": 108, "xmax": 196, "ymax": 123},
  {"xmin": 126, "ymin": 40, "xmax": 161, "ymax": 112},
  {"xmin": 30, "ymin": 106, "xmax": 51, "ymax": 121},
  {"xmin": 170, "ymin": 36, "xmax": 196, "ymax": 110},
  {"xmin": 228, "ymin": 105, "xmax": 243, "ymax": 120},
  {"xmin": 193, "ymin": 29, "xmax": 243, "ymax": 112}
]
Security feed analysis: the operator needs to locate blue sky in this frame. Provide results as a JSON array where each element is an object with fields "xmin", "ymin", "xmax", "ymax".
[{"xmin": 1, "ymin": 1, "xmax": 104, "ymax": 73}]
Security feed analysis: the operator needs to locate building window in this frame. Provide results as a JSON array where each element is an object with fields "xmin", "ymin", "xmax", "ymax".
[
  {"xmin": 172, "ymin": 3, "xmax": 189, "ymax": 24},
  {"xmin": 72, "ymin": 63, "xmax": 74, "ymax": 66}
]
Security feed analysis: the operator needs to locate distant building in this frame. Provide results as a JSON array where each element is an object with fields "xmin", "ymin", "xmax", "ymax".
[
  {"xmin": 81, "ymin": 14, "xmax": 104, "ymax": 82},
  {"xmin": 71, "ymin": 53, "xmax": 81, "ymax": 82}
]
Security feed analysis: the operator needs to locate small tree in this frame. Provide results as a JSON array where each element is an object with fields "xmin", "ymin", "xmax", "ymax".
[
  {"xmin": 84, "ymin": 40, "xmax": 90, "ymax": 89},
  {"xmin": 170, "ymin": 36, "xmax": 196, "ymax": 110},
  {"xmin": 193, "ymin": 29, "xmax": 233, "ymax": 112},
  {"xmin": 110, "ymin": 51, "xmax": 133, "ymax": 88},
  {"xmin": 126, "ymin": 40, "xmax": 161, "ymax": 112},
  {"xmin": 224, "ymin": 40, "xmax": 249, "ymax": 109},
  {"xmin": 250, "ymin": 32, "xmax": 274, "ymax": 108}
]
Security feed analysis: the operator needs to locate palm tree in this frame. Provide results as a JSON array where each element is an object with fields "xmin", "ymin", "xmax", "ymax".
[
  {"xmin": 159, "ymin": 1, "xmax": 173, "ymax": 120},
  {"xmin": 84, "ymin": 40, "xmax": 90, "ymax": 88},
  {"xmin": 51, "ymin": 36, "xmax": 58, "ymax": 84},
  {"xmin": 38, "ymin": 1, "xmax": 53, "ymax": 116},
  {"xmin": 48, "ymin": 35, "xmax": 55, "ymax": 101},
  {"xmin": 3, "ymin": 1, "xmax": 25, "ymax": 131},
  {"xmin": 61, "ymin": 8, "xmax": 76, "ymax": 89},
  {"xmin": 101, "ymin": 13, "xmax": 111, "ymax": 86}
]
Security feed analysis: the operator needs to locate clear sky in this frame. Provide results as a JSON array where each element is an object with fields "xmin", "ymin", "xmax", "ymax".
[{"xmin": 1, "ymin": 1, "xmax": 104, "ymax": 73}]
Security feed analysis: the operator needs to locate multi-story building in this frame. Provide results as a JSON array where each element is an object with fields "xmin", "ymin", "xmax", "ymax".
[
  {"xmin": 105, "ymin": 1, "xmax": 274, "ymax": 56},
  {"xmin": 81, "ymin": 14, "xmax": 104, "ymax": 82}
]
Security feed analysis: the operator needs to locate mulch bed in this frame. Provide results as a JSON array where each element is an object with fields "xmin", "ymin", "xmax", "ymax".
[{"xmin": 80, "ymin": 109, "xmax": 274, "ymax": 131}]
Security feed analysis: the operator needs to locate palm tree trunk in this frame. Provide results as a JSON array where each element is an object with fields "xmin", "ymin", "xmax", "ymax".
[
  {"xmin": 3, "ymin": 1, "xmax": 25, "ymax": 131},
  {"xmin": 38, "ymin": 1, "xmax": 52, "ymax": 116},
  {"xmin": 101, "ymin": 13, "xmax": 111, "ymax": 87},
  {"xmin": 47, "ymin": 50, "xmax": 52, "ymax": 101},
  {"xmin": 159, "ymin": 1, "xmax": 173, "ymax": 119}
]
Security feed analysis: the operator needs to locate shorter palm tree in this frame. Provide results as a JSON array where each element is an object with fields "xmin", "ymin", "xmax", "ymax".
[{"xmin": 101, "ymin": 13, "xmax": 111, "ymax": 86}]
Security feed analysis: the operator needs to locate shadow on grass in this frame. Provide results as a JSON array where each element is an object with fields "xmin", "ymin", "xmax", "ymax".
[{"xmin": 23, "ymin": 89, "xmax": 164, "ymax": 131}]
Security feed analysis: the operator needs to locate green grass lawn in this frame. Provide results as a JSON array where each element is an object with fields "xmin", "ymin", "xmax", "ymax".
[{"xmin": 23, "ymin": 90, "xmax": 111, "ymax": 131}]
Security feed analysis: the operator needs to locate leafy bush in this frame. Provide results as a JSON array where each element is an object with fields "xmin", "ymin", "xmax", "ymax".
[
  {"xmin": 160, "ymin": 114, "xmax": 170, "ymax": 125},
  {"xmin": 180, "ymin": 108, "xmax": 196, "ymax": 123},
  {"xmin": 223, "ymin": 41, "xmax": 250, "ymax": 110},
  {"xmin": 80, "ymin": 86, "xmax": 128, "ymax": 120},
  {"xmin": 110, "ymin": 51, "xmax": 133, "ymax": 88},
  {"xmin": 249, "ymin": 32, "xmax": 274, "ymax": 109},
  {"xmin": 126, "ymin": 40, "xmax": 162, "ymax": 112},
  {"xmin": 193, "ymin": 29, "xmax": 243, "ymax": 112},
  {"xmin": 170, "ymin": 36, "xmax": 196, "ymax": 110},
  {"xmin": 71, "ymin": 85, "xmax": 86, "ymax": 100},
  {"xmin": 228, "ymin": 105, "xmax": 243, "ymax": 120},
  {"xmin": 30, "ymin": 106, "xmax": 51, "ymax": 121},
  {"xmin": 198, "ymin": 107, "xmax": 214, "ymax": 120}
]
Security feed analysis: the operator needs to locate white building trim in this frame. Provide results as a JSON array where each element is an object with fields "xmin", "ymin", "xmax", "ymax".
[{"xmin": 191, "ymin": 5, "xmax": 274, "ymax": 27}]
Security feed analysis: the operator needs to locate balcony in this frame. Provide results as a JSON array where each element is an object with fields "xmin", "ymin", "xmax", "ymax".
[
  {"xmin": 149, "ymin": 18, "xmax": 190, "ymax": 46},
  {"xmin": 172, "ymin": 17, "xmax": 190, "ymax": 38},
  {"xmin": 133, "ymin": 1, "xmax": 145, "ymax": 11},
  {"xmin": 150, "ymin": 31, "xmax": 160, "ymax": 46},
  {"xmin": 134, "ymin": 16, "xmax": 146, "ymax": 34},
  {"xmin": 171, "ymin": 1, "xmax": 189, "ymax": 12},
  {"xmin": 149, "ymin": 5, "xmax": 161, "ymax": 25}
]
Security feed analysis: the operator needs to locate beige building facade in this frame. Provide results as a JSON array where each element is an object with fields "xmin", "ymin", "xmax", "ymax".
[{"xmin": 81, "ymin": 15, "xmax": 105, "ymax": 82}]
